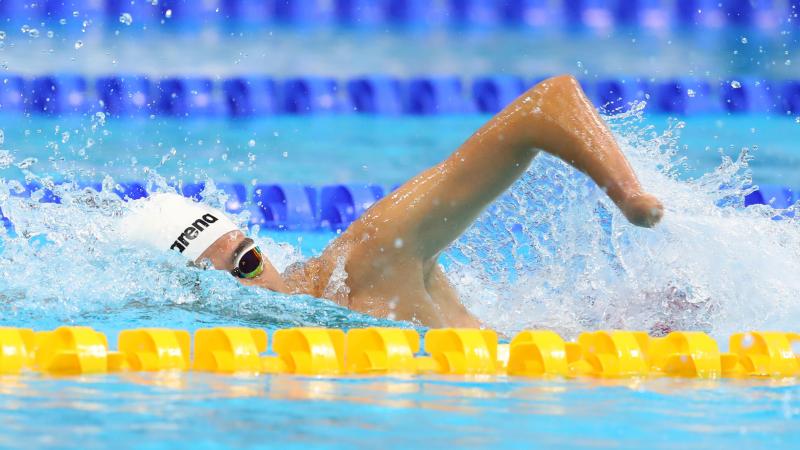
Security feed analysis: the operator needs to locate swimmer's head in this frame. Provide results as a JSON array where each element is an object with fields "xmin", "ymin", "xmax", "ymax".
[
  {"xmin": 120, "ymin": 193, "xmax": 286, "ymax": 291},
  {"xmin": 120, "ymin": 192, "xmax": 239, "ymax": 261}
]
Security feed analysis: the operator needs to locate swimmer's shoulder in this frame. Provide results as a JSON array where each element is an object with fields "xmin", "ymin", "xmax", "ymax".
[{"xmin": 282, "ymin": 235, "xmax": 354, "ymax": 300}]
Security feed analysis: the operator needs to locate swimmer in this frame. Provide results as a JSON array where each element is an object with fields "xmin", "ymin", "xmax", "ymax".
[{"xmin": 122, "ymin": 75, "xmax": 663, "ymax": 328}]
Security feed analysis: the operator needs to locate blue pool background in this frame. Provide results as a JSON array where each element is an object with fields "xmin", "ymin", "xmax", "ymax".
[{"xmin": 1, "ymin": 0, "xmax": 800, "ymax": 448}]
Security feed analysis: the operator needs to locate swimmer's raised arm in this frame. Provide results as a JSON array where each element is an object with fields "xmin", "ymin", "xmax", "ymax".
[
  {"xmin": 325, "ymin": 75, "xmax": 664, "ymax": 326},
  {"xmin": 349, "ymin": 75, "xmax": 663, "ymax": 263}
]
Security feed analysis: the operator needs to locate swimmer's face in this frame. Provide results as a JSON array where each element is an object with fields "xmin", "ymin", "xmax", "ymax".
[{"xmin": 197, "ymin": 230, "xmax": 288, "ymax": 292}]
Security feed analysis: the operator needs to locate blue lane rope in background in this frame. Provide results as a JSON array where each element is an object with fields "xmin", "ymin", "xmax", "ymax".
[
  {"xmin": 2, "ymin": 74, "xmax": 800, "ymax": 116},
  {"xmin": 0, "ymin": 0, "xmax": 797, "ymax": 32},
  {"xmin": 0, "ymin": 181, "xmax": 795, "ymax": 232}
]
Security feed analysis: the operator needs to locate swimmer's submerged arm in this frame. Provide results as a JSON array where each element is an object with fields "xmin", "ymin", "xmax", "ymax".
[{"xmin": 354, "ymin": 75, "xmax": 663, "ymax": 263}]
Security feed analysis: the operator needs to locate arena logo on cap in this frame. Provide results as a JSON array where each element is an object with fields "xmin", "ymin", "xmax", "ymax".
[{"xmin": 170, "ymin": 213, "xmax": 220, "ymax": 253}]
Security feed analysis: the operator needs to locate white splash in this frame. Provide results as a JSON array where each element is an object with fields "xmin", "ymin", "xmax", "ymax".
[{"xmin": 446, "ymin": 104, "xmax": 800, "ymax": 340}]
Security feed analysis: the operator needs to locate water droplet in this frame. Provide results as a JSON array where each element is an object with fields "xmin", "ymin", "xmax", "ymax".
[
  {"xmin": 687, "ymin": 89, "xmax": 696, "ymax": 98},
  {"xmin": 730, "ymin": 80, "xmax": 741, "ymax": 89},
  {"xmin": 0, "ymin": 150, "xmax": 13, "ymax": 169},
  {"xmin": 119, "ymin": 13, "xmax": 133, "ymax": 26},
  {"xmin": 74, "ymin": 40, "xmax": 83, "ymax": 49},
  {"xmin": 741, "ymin": 333, "xmax": 754, "ymax": 349},
  {"xmin": 15, "ymin": 157, "xmax": 37, "ymax": 169},
  {"xmin": 248, "ymin": 139, "xmax": 256, "ymax": 147},
  {"xmin": 21, "ymin": 25, "xmax": 40, "ymax": 38}
]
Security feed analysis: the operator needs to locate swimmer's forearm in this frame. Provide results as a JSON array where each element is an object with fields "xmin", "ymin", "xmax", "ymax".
[{"xmin": 490, "ymin": 77, "xmax": 639, "ymax": 200}]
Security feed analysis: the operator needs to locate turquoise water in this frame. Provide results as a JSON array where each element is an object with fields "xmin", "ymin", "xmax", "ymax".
[
  {"xmin": 0, "ymin": 374, "xmax": 798, "ymax": 449},
  {"xmin": 3, "ymin": 113, "xmax": 799, "ymax": 186}
]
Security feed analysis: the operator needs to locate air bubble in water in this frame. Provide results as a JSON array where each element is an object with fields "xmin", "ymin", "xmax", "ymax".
[
  {"xmin": 0, "ymin": 129, "xmax": 4, "ymax": 145},
  {"xmin": 740, "ymin": 37, "xmax": 748, "ymax": 44},
  {"xmin": 248, "ymin": 139, "xmax": 256, "ymax": 147},
  {"xmin": 0, "ymin": 31, "xmax": 5, "ymax": 40},
  {"xmin": 59, "ymin": 18, "xmax": 67, "ymax": 25},
  {"xmin": 687, "ymin": 89, "xmax": 696, "ymax": 98},
  {"xmin": 74, "ymin": 40, "xmax": 83, "ymax": 49},
  {"xmin": 164, "ymin": 9, "xmax": 172, "ymax": 18},
  {"xmin": 46, "ymin": 30, "xmax": 54, "ymax": 38},
  {"xmin": 119, "ymin": 13, "xmax": 133, "ymax": 26},
  {"xmin": 730, "ymin": 80, "xmax": 741, "ymax": 89}
]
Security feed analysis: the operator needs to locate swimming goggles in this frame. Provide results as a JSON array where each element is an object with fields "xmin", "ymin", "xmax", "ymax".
[{"xmin": 231, "ymin": 242, "xmax": 265, "ymax": 279}]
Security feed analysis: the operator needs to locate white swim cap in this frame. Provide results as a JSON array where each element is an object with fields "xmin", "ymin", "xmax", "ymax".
[{"xmin": 120, "ymin": 192, "xmax": 240, "ymax": 261}]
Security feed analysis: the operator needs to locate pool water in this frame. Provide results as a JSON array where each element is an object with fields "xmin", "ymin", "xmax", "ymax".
[
  {"xmin": 3, "ymin": 28, "xmax": 798, "ymax": 79},
  {"xmin": 1, "ymin": 374, "xmax": 798, "ymax": 449},
  {"xmin": 3, "ymin": 113, "xmax": 799, "ymax": 186},
  {"xmin": 2, "ymin": 6, "xmax": 800, "ymax": 448}
]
